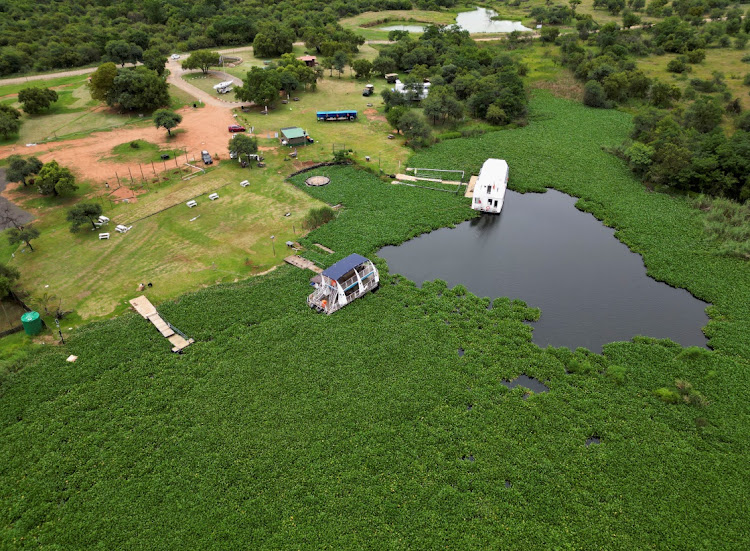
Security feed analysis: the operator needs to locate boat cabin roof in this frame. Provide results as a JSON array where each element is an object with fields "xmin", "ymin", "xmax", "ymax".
[{"xmin": 322, "ymin": 253, "xmax": 370, "ymax": 281}]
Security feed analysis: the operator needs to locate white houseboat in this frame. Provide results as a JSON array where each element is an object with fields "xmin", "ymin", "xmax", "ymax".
[
  {"xmin": 308, "ymin": 254, "xmax": 379, "ymax": 314},
  {"xmin": 471, "ymin": 158, "xmax": 508, "ymax": 214}
]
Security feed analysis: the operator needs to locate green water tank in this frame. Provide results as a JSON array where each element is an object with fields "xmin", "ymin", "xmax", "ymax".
[{"xmin": 21, "ymin": 311, "xmax": 42, "ymax": 336}]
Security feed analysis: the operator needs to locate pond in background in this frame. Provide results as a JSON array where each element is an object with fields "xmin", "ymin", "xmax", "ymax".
[
  {"xmin": 378, "ymin": 189, "xmax": 709, "ymax": 352},
  {"xmin": 379, "ymin": 7, "xmax": 531, "ymax": 34}
]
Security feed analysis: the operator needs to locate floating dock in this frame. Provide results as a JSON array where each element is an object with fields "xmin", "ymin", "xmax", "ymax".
[
  {"xmin": 465, "ymin": 175, "xmax": 478, "ymax": 198},
  {"xmin": 129, "ymin": 295, "xmax": 195, "ymax": 352},
  {"xmin": 313, "ymin": 243, "xmax": 334, "ymax": 254},
  {"xmin": 284, "ymin": 255, "xmax": 322, "ymax": 273}
]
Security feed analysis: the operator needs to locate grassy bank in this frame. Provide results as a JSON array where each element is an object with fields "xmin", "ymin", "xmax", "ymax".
[{"xmin": 1, "ymin": 94, "xmax": 749, "ymax": 549}]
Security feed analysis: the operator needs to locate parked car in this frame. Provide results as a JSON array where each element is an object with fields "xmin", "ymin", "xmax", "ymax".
[
  {"xmin": 228, "ymin": 124, "xmax": 246, "ymax": 133},
  {"xmin": 170, "ymin": 54, "xmax": 180, "ymax": 60},
  {"xmin": 201, "ymin": 150, "xmax": 213, "ymax": 165}
]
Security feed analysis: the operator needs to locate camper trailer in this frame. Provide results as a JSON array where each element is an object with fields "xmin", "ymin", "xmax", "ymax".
[
  {"xmin": 307, "ymin": 254, "xmax": 379, "ymax": 314},
  {"xmin": 393, "ymin": 79, "xmax": 430, "ymax": 100},
  {"xmin": 213, "ymin": 80, "xmax": 234, "ymax": 94},
  {"xmin": 471, "ymin": 159, "xmax": 508, "ymax": 214}
]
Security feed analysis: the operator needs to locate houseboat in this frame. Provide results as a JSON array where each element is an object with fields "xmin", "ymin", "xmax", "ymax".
[
  {"xmin": 471, "ymin": 158, "xmax": 508, "ymax": 214},
  {"xmin": 308, "ymin": 254, "xmax": 379, "ymax": 314}
]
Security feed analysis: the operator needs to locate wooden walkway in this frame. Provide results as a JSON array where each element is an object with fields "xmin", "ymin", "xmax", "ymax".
[
  {"xmin": 396, "ymin": 173, "xmax": 463, "ymax": 186},
  {"xmin": 465, "ymin": 175, "xmax": 478, "ymax": 198},
  {"xmin": 130, "ymin": 295, "xmax": 195, "ymax": 352},
  {"xmin": 313, "ymin": 243, "xmax": 334, "ymax": 254},
  {"xmin": 284, "ymin": 255, "xmax": 322, "ymax": 273}
]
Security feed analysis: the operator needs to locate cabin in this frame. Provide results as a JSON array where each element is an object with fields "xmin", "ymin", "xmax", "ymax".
[
  {"xmin": 280, "ymin": 127, "xmax": 312, "ymax": 146},
  {"xmin": 471, "ymin": 158, "xmax": 508, "ymax": 214},
  {"xmin": 308, "ymin": 254, "xmax": 380, "ymax": 314},
  {"xmin": 297, "ymin": 55, "xmax": 317, "ymax": 67},
  {"xmin": 393, "ymin": 79, "xmax": 430, "ymax": 100},
  {"xmin": 316, "ymin": 110, "xmax": 357, "ymax": 122}
]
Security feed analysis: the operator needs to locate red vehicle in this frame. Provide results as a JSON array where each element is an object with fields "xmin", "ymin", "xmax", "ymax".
[{"xmin": 228, "ymin": 124, "xmax": 246, "ymax": 133}]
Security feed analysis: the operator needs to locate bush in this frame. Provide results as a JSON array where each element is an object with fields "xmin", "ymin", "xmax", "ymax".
[
  {"xmin": 667, "ymin": 57, "xmax": 689, "ymax": 74},
  {"xmin": 436, "ymin": 131, "xmax": 462, "ymax": 141},
  {"xmin": 686, "ymin": 49, "xmax": 705, "ymax": 64},
  {"xmin": 605, "ymin": 365, "xmax": 626, "ymax": 385},
  {"xmin": 302, "ymin": 206, "xmax": 336, "ymax": 230},
  {"xmin": 583, "ymin": 80, "xmax": 610, "ymax": 108},
  {"xmin": 654, "ymin": 387, "xmax": 681, "ymax": 404}
]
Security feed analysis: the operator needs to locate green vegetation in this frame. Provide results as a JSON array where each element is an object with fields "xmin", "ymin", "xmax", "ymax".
[
  {"xmin": 2, "ymin": 105, "xmax": 750, "ymax": 542},
  {"xmin": 693, "ymin": 194, "xmax": 750, "ymax": 259},
  {"xmin": 302, "ymin": 205, "xmax": 336, "ymax": 230}
]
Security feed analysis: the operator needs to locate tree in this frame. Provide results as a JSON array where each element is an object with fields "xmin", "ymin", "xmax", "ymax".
[
  {"xmin": 6, "ymin": 155, "xmax": 43, "ymax": 187},
  {"xmin": 67, "ymin": 202, "xmax": 103, "ymax": 232},
  {"xmin": 0, "ymin": 263, "xmax": 19, "ymax": 300},
  {"xmin": 372, "ymin": 56, "xmax": 397, "ymax": 77},
  {"xmin": 108, "ymin": 67, "xmax": 169, "ymax": 111},
  {"xmin": 0, "ymin": 104, "xmax": 21, "ymax": 139},
  {"xmin": 396, "ymin": 110, "xmax": 432, "ymax": 147},
  {"xmin": 181, "ymin": 50, "xmax": 221, "ymax": 74},
  {"xmin": 622, "ymin": 10, "xmax": 641, "ymax": 28},
  {"xmin": 386, "ymin": 105, "xmax": 409, "ymax": 133},
  {"xmin": 0, "ymin": 201, "xmax": 30, "ymax": 230},
  {"xmin": 36, "ymin": 161, "xmax": 77, "ymax": 196},
  {"xmin": 253, "ymin": 24, "xmax": 294, "ymax": 58},
  {"xmin": 583, "ymin": 80, "xmax": 610, "ymax": 108},
  {"xmin": 153, "ymin": 109, "xmax": 182, "ymax": 136},
  {"xmin": 18, "ymin": 87, "xmax": 58, "ymax": 115},
  {"xmin": 143, "ymin": 48, "xmax": 167, "ymax": 76},
  {"xmin": 332, "ymin": 51, "xmax": 348, "ymax": 78},
  {"xmin": 88, "ymin": 62, "xmax": 118, "ymax": 102},
  {"xmin": 540, "ymin": 27, "xmax": 560, "ymax": 44},
  {"xmin": 650, "ymin": 82, "xmax": 681, "ymax": 108},
  {"xmin": 228, "ymin": 133, "xmax": 258, "ymax": 160},
  {"xmin": 105, "ymin": 40, "xmax": 142, "ymax": 67},
  {"xmin": 7, "ymin": 225, "xmax": 40, "ymax": 252},
  {"xmin": 685, "ymin": 96, "xmax": 723, "ymax": 133},
  {"xmin": 236, "ymin": 67, "xmax": 282, "ymax": 109},
  {"xmin": 352, "ymin": 59, "xmax": 373, "ymax": 80}
]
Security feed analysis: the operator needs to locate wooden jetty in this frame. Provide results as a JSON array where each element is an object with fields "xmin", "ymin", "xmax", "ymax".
[
  {"xmin": 314, "ymin": 243, "xmax": 334, "ymax": 254},
  {"xmin": 284, "ymin": 255, "xmax": 322, "ymax": 273},
  {"xmin": 129, "ymin": 295, "xmax": 195, "ymax": 352},
  {"xmin": 396, "ymin": 173, "xmax": 463, "ymax": 186},
  {"xmin": 465, "ymin": 175, "xmax": 478, "ymax": 198}
]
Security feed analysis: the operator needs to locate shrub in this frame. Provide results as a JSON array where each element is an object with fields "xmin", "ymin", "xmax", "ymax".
[
  {"xmin": 583, "ymin": 80, "xmax": 610, "ymax": 108},
  {"xmin": 686, "ymin": 49, "xmax": 705, "ymax": 64},
  {"xmin": 654, "ymin": 387, "xmax": 681, "ymax": 404},
  {"xmin": 302, "ymin": 206, "xmax": 336, "ymax": 230},
  {"xmin": 666, "ymin": 57, "xmax": 689, "ymax": 74},
  {"xmin": 129, "ymin": 140, "xmax": 140, "ymax": 149},
  {"xmin": 605, "ymin": 365, "xmax": 626, "ymax": 385}
]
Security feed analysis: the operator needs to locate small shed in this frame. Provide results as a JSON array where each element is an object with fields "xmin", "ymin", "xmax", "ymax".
[
  {"xmin": 298, "ymin": 55, "xmax": 317, "ymax": 67},
  {"xmin": 280, "ymin": 127, "xmax": 310, "ymax": 146},
  {"xmin": 307, "ymin": 254, "xmax": 380, "ymax": 314}
]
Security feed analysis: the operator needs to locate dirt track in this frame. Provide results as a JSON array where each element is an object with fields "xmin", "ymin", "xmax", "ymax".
[{"xmin": 0, "ymin": 104, "xmax": 236, "ymax": 186}]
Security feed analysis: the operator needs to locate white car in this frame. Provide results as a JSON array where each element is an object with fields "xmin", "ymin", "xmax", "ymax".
[{"xmin": 170, "ymin": 54, "xmax": 180, "ymax": 60}]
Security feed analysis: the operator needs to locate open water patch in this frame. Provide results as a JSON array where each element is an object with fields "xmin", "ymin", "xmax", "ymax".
[
  {"xmin": 378, "ymin": 189, "xmax": 709, "ymax": 352},
  {"xmin": 501, "ymin": 375, "xmax": 550, "ymax": 394},
  {"xmin": 585, "ymin": 436, "xmax": 601, "ymax": 447}
]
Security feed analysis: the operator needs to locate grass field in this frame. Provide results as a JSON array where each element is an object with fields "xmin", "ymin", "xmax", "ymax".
[
  {"xmin": 6, "ymin": 160, "xmax": 324, "ymax": 321},
  {"xmin": 102, "ymin": 140, "xmax": 186, "ymax": 164},
  {"xmin": 182, "ymin": 73, "xmax": 240, "ymax": 103},
  {"xmin": 1, "ymin": 94, "xmax": 749, "ymax": 547}
]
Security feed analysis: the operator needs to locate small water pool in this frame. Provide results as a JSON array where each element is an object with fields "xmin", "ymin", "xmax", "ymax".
[{"xmin": 378, "ymin": 8, "xmax": 530, "ymax": 34}]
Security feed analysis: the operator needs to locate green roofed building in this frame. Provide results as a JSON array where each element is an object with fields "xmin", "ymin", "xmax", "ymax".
[{"xmin": 280, "ymin": 127, "xmax": 313, "ymax": 146}]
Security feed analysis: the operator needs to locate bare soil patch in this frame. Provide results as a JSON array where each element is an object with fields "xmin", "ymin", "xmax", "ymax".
[{"xmin": 364, "ymin": 108, "xmax": 387, "ymax": 122}]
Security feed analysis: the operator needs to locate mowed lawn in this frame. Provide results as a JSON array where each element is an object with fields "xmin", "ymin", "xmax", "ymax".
[
  {"xmin": 10, "ymin": 161, "xmax": 324, "ymax": 320},
  {"xmin": 231, "ymin": 76, "xmax": 411, "ymax": 174}
]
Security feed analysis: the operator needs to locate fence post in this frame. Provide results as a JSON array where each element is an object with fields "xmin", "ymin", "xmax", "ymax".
[{"xmin": 127, "ymin": 167, "xmax": 134, "ymax": 184}]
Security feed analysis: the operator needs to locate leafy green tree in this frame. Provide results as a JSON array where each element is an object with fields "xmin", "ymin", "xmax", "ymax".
[
  {"xmin": 253, "ymin": 24, "xmax": 294, "ymax": 58},
  {"xmin": 153, "ymin": 109, "xmax": 182, "ymax": 136},
  {"xmin": 396, "ymin": 110, "xmax": 432, "ymax": 147},
  {"xmin": 386, "ymin": 105, "xmax": 409, "ymax": 133},
  {"xmin": 332, "ymin": 51, "xmax": 348, "ymax": 78},
  {"xmin": 143, "ymin": 48, "xmax": 167, "ymax": 76},
  {"xmin": 88, "ymin": 62, "xmax": 118, "ymax": 102},
  {"xmin": 372, "ymin": 56, "xmax": 397, "ymax": 77},
  {"xmin": 486, "ymin": 103, "xmax": 509, "ymax": 125},
  {"xmin": 7, "ymin": 225, "xmax": 40, "ymax": 251},
  {"xmin": 181, "ymin": 50, "xmax": 221, "ymax": 74},
  {"xmin": 108, "ymin": 67, "xmax": 169, "ymax": 111},
  {"xmin": 228, "ymin": 134, "xmax": 258, "ymax": 160},
  {"xmin": 105, "ymin": 40, "xmax": 142, "ymax": 67},
  {"xmin": 422, "ymin": 86, "xmax": 463, "ymax": 124},
  {"xmin": 622, "ymin": 10, "xmax": 641, "ymax": 28},
  {"xmin": 0, "ymin": 263, "xmax": 20, "ymax": 299},
  {"xmin": 66, "ymin": 202, "xmax": 103, "ymax": 232},
  {"xmin": 540, "ymin": 27, "xmax": 560, "ymax": 44},
  {"xmin": 278, "ymin": 70, "xmax": 300, "ymax": 96},
  {"xmin": 352, "ymin": 59, "xmax": 373, "ymax": 80},
  {"xmin": 685, "ymin": 96, "xmax": 723, "ymax": 133},
  {"xmin": 36, "ymin": 161, "xmax": 78, "ymax": 196},
  {"xmin": 6, "ymin": 155, "xmax": 43, "ymax": 187},
  {"xmin": 236, "ymin": 66, "xmax": 282, "ymax": 109},
  {"xmin": 583, "ymin": 80, "xmax": 610, "ymax": 108},
  {"xmin": 0, "ymin": 104, "xmax": 21, "ymax": 139},
  {"xmin": 17, "ymin": 87, "xmax": 58, "ymax": 115},
  {"xmin": 650, "ymin": 82, "xmax": 681, "ymax": 108},
  {"xmin": 625, "ymin": 141, "xmax": 655, "ymax": 175}
]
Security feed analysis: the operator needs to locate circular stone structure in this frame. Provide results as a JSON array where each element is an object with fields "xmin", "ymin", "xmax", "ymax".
[{"xmin": 305, "ymin": 175, "xmax": 330, "ymax": 187}]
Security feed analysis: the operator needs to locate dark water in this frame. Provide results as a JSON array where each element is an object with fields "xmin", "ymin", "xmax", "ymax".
[
  {"xmin": 378, "ymin": 189, "xmax": 709, "ymax": 352},
  {"xmin": 501, "ymin": 375, "xmax": 550, "ymax": 394}
]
